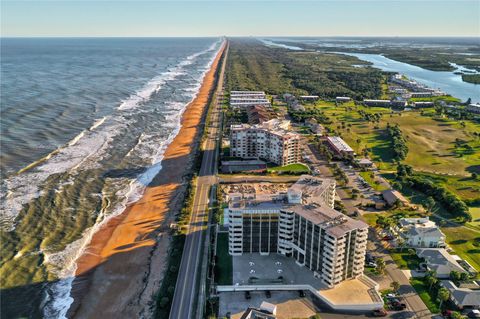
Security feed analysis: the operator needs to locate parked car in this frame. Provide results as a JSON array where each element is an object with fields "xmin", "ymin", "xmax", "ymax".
[
  {"xmin": 466, "ymin": 310, "xmax": 480, "ymax": 318},
  {"xmin": 386, "ymin": 293, "xmax": 396, "ymax": 298},
  {"xmin": 372, "ymin": 309, "xmax": 388, "ymax": 317},
  {"xmin": 367, "ymin": 262, "xmax": 378, "ymax": 267},
  {"xmin": 382, "ymin": 235, "xmax": 394, "ymax": 241},
  {"xmin": 391, "ymin": 302, "xmax": 407, "ymax": 311}
]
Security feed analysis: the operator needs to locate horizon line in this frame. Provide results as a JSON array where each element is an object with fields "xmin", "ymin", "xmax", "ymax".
[{"xmin": 2, "ymin": 35, "xmax": 479, "ymax": 38}]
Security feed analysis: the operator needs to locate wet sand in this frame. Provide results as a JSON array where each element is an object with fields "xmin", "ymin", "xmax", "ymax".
[{"xmin": 68, "ymin": 42, "xmax": 225, "ymax": 319}]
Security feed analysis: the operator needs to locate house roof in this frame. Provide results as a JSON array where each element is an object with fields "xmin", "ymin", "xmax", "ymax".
[
  {"xmin": 417, "ymin": 248, "xmax": 467, "ymax": 276},
  {"xmin": 405, "ymin": 226, "xmax": 444, "ymax": 239},
  {"xmin": 441, "ymin": 280, "xmax": 480, "ymax": 307},
  {"xmin": 382, "ymin": 189, "xmax": 408, "ymax": 206}
]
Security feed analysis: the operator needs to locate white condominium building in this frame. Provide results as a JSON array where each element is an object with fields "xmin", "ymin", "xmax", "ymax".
[
  {"xmin": 230, "ymin": 119, "xmax": 301, "ymax": 166},
  {"xmin": 230, "ymin": 90, "xmax": 271, "ymax": 108},
  {"xmin": 225, "ymin": 176, "xmax": 368, "ymax": 288}
]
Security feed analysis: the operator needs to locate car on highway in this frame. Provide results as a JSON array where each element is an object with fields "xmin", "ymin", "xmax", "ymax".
[{"xmin": 245, "ymin": 291, "xmax": 251, "ymax": 300}]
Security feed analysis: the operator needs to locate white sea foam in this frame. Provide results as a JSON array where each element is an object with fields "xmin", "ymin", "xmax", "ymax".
[
  {"xmin": 38, "ymin": 39, "xmax": 224, "ymax": 319},
  {"xmin": 117, "ymin": 40, "xmax": 220, "ymax": 111},
  {"xmin": 0, "ymin": 41, "xmax": 224, "ymax": 230}
]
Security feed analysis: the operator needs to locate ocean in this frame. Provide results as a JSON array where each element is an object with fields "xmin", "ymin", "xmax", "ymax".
[{"xmin": 0, "ymin": 37, "xmax": 222, "ymax": 318}]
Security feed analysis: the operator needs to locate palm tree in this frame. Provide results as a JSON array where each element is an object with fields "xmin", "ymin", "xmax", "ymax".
[
  {"xmin": 437, "ymin": 287, "xmax": 450, "ymax": 309},
  {"xmin": 390, "ymin": 281, "xmax": 400, "ymax": 293},
  {"xmin": 426, "ymin": 274, "xmax": 438, "ymax": 291},
  {"xmin": 376, "ymin": 258, "xmax": 386, "ymax": 275}
]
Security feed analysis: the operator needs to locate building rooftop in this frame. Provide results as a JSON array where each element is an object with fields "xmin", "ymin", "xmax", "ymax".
[
  {"xmin": 405, "ymin": 226, "xmax": 444, "ymax": 239},
  {"xmin": 287, "ymin": 175, "xmax": 335, "ymax": 206},
  {"xmin": 399, "ymin": 217, "xmax": 434, "ymax": 226},
  {"xmin": 285, "ymin": 204, "xmax": 367, "ymax": 237},
  {"xmin": 441, "ymin": 280, "xmax": 480, "ymax": 307},
  {"xmin": 239, "ymin": 307, "xmax": 276, "ymax": 319},
  {"xmin": 364, "ymin": 99, "xmax": 391, "ymax": 103},
  {"xmin": 382, "ymin": 189, "xmax": 408, "ymax": 206},
  {"xmin": 231, "ymin": 90, "xmax": 266, "ymax": 95},
  {"xmin": 325, "ymin": 136, "xmax": 354, "ymax": 153},
  {"xmin": 416, "ymin": 248, "xmax": 467, "ymax": 276},
  {"xmin": 230, "ymin": 120, "xmax": 298, "ymax": 140}
]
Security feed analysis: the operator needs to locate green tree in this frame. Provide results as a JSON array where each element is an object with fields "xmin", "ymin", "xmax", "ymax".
[
  {"xmin": 426, "ymin": 274, "xmax": 438, "ymax": 291},
  {"xmin": 424, "ymin": 196, "xmax": 436, "ymax": 212},
  {"xmin": 390, "ymin": 281, "xmax": 400, "ymax": 293},
  {"xmin": 450, "ymin": 271, "xmax": 461, "ymax": 283},
  {"xmin": 437, "ymin": 287, "xmax": 450, "ymax": 309},
  {"xmin": 376, "ymin": 258, "xmax": 386, "ymax": 275},
  {"xmin": 451, "ymin": 311, "xmax": 467, "ymax": 319}
]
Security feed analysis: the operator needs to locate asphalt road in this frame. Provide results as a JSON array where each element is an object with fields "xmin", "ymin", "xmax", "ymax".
[{"xmin": 169, "ymin": 42, "xmax": 228, "ymax": 319}]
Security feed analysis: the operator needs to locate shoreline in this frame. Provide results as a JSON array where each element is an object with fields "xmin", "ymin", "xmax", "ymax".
[{"xmin": 67, "ymin": 41, "xmax": 226, "ymax": 319}]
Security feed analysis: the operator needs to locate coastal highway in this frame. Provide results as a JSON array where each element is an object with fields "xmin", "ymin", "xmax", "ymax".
[{"xmin": 169, "ymin": 41, "xmax": 228, "ymax": 319}]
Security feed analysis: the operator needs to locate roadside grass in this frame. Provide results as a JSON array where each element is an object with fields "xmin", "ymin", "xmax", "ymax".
[
  {"xmin": 441, "ymin": 226, "xmax": 480, "ymax": 272},
  {"xmin": 410, "ymin": 278, "xmax": 440, "ymax": 314},
  {"xmin": 359, "ymin": 171, "xmax": 389, "ymax": 191},
  {"xmin": 389, "ymin": 250, "xmax": 422, "ymax": 270},
  {"xmin": 215, "ymin": 233, "xmax": 233, "ymax": 285},
  {"xmin": 267, "ymin": 163, "xmax": 310, "ymax": 174}
]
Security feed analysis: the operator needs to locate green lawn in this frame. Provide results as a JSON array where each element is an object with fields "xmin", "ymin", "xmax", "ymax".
[
  {"xmin": 410, "ymin": 278, "xmax": 440, "ymax": 314},
  {"xmin": 315, "ymin": 103, "xmax": 480, "ymax": 179},
  {"xmin": 359, "ymin": 171, "xmax": 389, "ymax": 191},
  {"xmin": 363, "ymin": 213, "xmax": 381, "ymax": 227},
  {"xmin": 390, "ymin": 250, "xmax": 422, "ymax": 270},
  {"xmin": 469, "ymin": 207, "xmax": 480, "ymax": 228},
  {"xmin": 268, "ymin": 163, "xmax": 310, "ymax": 174},
  {"xmin": 215, "ymin": 233, "xmax": 233, "ymax": 285},
  {"xmin": 413, "ymin": 172, "xmax": 480, "ymax": 202},
  {"xmin": 442, "ymin": 226, "xmax": 480, "ymax": 272}
]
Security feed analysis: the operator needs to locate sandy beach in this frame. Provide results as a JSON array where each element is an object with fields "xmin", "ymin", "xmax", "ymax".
[{"xmin": 68, "ymin": 42, "xmax": 226, "ymax": 319}]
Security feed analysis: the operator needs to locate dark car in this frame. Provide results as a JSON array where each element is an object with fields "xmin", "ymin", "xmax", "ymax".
[
  {"xmin": 382, "ymin": 235, "xmax": 394, "ymax": 241},
  {"xmin": 245, "ymin": 291, "xmax": 251, "ymax": 300},
  {"xmin": 265, "ymin": 290, "xmax": 271, "ymax": 298},
  {"xmin": 298, "ymin": 290, "xmax": 305, "ymax": 297},
  {"xmin": 391, "ymin": 302, "xmax": 407, "ymax": 311},
  {"xmin": 372, "ymin": 309, "xmax": 388, "ymax": 317}
]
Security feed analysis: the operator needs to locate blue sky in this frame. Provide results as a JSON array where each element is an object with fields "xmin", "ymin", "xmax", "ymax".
[{"xmin": 2, "ymin": 1, "xmax": 479, "ymax": 37}]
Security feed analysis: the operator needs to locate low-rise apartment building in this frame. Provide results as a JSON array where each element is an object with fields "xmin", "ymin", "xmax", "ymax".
[
  {"xmin": 230, "ymin": 91, "xmax": 271, "ymax": 108},
  {"xmin": 225, "ymin": 176, "xmax": 368, "ymax": 288},
  {"xmin": 230, "ymin": 119, "xmax": 301, "ymax": 166},
  {"xmin": 322, "ymin": 136, "xmax": 355, "ymax": 159}
]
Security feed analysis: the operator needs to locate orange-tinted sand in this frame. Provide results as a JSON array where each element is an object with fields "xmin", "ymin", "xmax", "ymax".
[{"xmin": 69, "ymin": 42, "xmax": 225, "ymax": 318}]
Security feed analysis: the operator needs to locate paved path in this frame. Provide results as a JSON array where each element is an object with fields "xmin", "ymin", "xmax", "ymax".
[
  {"xmin": 169, "ymin": 41, "xmax": 228, "ymax": 319},
  {"xmin": 369, "ymin": 231, "xmax": 432, "ymax": 319}
]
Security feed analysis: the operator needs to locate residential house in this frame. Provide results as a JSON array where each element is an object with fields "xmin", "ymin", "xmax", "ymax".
[{"xmin": 416, "ymin": 248, "xmax": 468, "ymax": 278}]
